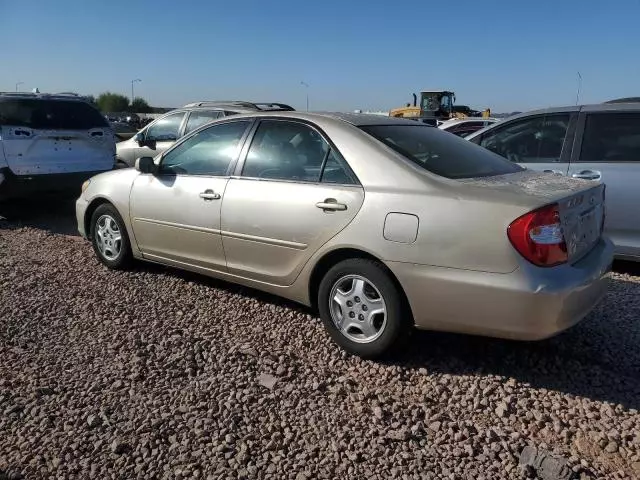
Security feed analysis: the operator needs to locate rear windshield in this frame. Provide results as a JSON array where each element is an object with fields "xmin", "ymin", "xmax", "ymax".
[
  {"xmin": 361, "ymin": 124, "xmax": 523, "ymax": 179},
  {"xmin": 0, "ymin": 98, "xmax": 109, "ymax": 130}
]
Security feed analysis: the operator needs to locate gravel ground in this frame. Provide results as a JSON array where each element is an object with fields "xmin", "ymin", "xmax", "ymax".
[{"xmin": 1, "ymin": 199, "xmax": 640, "ymax": 479}]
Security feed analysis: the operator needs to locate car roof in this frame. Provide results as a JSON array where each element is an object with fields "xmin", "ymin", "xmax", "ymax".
[
  {"xmin": 185, "ymin": 105, "xmax": 260, "ymax": 113},
  {"xmin": 182, "ymin": 101, "xmax": 295, "ymax": 111},
  {"xmin": 0, "ymin": 92, "xmax": 90, "ymax": 102},
  {"xmin": 464, "ymin": 101, "xmax": 640, "ymax": 141},
  {"xmin": 580, "ymin": 102, "xmax": 640, "ymax": 112},
  {"xmin": 220, "ymin": 110, "xmax": 429, "ymax": 127},
  {"xmin": 496, "ymin": 102, "xmax": 640, "ymax": 121}
]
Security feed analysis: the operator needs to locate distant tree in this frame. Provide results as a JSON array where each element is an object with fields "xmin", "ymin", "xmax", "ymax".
[
  {"xmin": 131, "ymin": 97, "xmax": 152, "ymax": 113},
  {"xmin": 96, "ymin": 92, "xmax": 130, "ymax": 113}
]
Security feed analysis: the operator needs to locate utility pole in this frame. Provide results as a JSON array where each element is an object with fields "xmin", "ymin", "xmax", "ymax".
[
  {"xmin": 575, "ymin": 72, "xmax": 582, "ymax": 105},
  {"xmin": 15, "ymin": 82, "xmax": 24, "ymax": 92},
  {"xmin": 300, "ymin": 81, "xmax": 309, "ymax": 111},
  {"xmin": 131, "ymin": 78, "xmax": 142, "ymax": 107}
]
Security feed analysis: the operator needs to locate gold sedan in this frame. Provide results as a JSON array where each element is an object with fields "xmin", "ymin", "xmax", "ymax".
[{"xmin": 76, "ymin": 112, "xmax": 613, "ymax": 358}]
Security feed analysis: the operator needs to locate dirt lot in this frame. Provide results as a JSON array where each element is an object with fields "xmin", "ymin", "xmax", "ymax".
[{"xmin": 1, "ymin": 199, "xmax": 640, "ymax": 479}]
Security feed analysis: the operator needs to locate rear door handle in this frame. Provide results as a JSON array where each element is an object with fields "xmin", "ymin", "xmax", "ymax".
[
  {"xmin": 199, "ymin": 189, "xmax": 221, "ymax": 200},
  {"xmin": 571, "ymin": 170, "xmax": 601, "ymax": 181},
  {"xmin": 316, "ymin": 199, "xmax": 347, "ymax": 211},
  {"xmin": 543, "ymin": 169, "xmax": 564, "ymax": 175}
]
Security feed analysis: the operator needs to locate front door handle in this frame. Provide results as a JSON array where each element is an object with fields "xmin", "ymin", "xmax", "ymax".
[
  {"xmin": 316, "ymin": 198, "xmax": 347, "ymax": 211},
  {"xmin": 199, "ymin": 189, "xmax": 221, "ymax": 200},
  {"xmin": 571, "ymin": 170, "xmax": 601, "ymax": 181}
]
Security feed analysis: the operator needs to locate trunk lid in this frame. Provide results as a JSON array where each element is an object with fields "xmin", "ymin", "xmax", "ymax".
[{"xmin": 458, "ymin": 169, "xmax": 605, "ymax": 263}]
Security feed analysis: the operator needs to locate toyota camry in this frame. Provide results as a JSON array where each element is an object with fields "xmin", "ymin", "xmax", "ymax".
[{"xmin": 76, "ymin": 112, "xmax": 613, "ymax": 358}]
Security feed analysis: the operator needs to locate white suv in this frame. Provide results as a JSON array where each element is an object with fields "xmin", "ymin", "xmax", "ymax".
[{"xmin": 0, "ymin": 92, "xmax": 115, "ymax": 201}]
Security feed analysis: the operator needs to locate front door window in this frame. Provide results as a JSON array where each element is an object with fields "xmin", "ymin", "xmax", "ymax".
[{"xmin": 480, "ymin": 114, "xmax": 570, "ymax": 163}]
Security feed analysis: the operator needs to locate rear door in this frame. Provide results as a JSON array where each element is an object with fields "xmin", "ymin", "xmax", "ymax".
[
  {"xmin": 183, "ymin": 110, "xmax": 223, "ymax": 135},
  {"xmin": 220, "ymin": 119, "xmax": 364, "ymax": 286},
  {"xmin": 472, "ymin": 113, "xmax": 576, "ymax": 176},
  {"xmin": 568, "ymin": 110, "xmax": 640, "ymax": 257},
  {"xmin": 0, "ymin": 97, "xmax": 114, "ymax": 175}
]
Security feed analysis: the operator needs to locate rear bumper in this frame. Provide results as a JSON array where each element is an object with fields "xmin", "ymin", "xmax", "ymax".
[
  {"xmin": 0, "ymin": 168, "xmax": 110, "ymax": 201},
  {"xmin": 387, "ymin": 237, "xmax": 614, "ymax": 340}
]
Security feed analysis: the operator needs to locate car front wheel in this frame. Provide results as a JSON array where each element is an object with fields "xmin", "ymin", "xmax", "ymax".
[
  {"xmin": 90, "ymin": 203, "xmax": 132, "ymax": 270},
  {"xmin": 317, "ymin": 258, "xmax": 410, "ymax": 359}
]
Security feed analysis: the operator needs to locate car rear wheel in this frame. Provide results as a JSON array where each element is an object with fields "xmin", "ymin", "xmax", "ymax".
[
  {"xmin": 90, "ymin": 204, "xmax": 132, "ymax": 270},
  {"xmin": 317, "ymin": 258, "xmax": 409, "ymax": 359}
]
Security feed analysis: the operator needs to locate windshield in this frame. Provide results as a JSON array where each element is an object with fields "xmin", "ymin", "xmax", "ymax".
[
  {"xmin": 421, "ymin": 93, "xmax": 440, "ymax": 112},
  {"xmin": 360, "ymin": 124, "xmax": 523, "ymax": 179},
  {"xmin": 0, "ymin": 98, "xmax": 109, "ymax": 130}
]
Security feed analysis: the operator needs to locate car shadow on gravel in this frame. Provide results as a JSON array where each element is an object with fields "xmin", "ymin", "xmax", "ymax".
[
  {"xmin": 138, "ymin": 259, "xmax": 640, "ymax": 409},
  {"xmin": 4, "ymin": 203, "xmax": 639, "ymax": 409},
  {"xmin": 135, "ymin": 260, "xmax": 315, "ymax": 313},
  {"xmin": 0, "ymin": 196, "xmax": 79, "ymax": 236},
  {"xmin": 389, "ymin": 273, "xmax": 640, "ymax": 409}
]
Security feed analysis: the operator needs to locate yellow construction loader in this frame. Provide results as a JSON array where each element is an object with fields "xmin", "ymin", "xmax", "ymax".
[{"xmin": 390, "ymin": 90, "xmax": 490, "ymax": 125}]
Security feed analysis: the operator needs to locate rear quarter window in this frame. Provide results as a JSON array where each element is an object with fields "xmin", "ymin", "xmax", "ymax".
[
  {"xmin": 361, "ymin": 124, "xmax": 523, "ymax": 179},
  {"xmin": 0, "ymin": 98, "xmax": 108, "ymax": 130}
]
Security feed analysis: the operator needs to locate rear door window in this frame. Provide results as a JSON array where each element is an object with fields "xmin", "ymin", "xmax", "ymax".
[
  {"xmin": 579, "ymin": 113, "xmax": 640, "ymax": 162},
  {"xmin": 361, "ymin": 124, "xmax": 522, "ymax": 179},
  {"xmin": 145, "ymin": 112, "xmax": 186, "ymax": 141},
  {"xmin": 478, "ymin": 114, "xmax": 570, "ymax": 163},
  {"xmin": 184, "ymin": 110, "xmax": 222, "ymax": 134},
  {"xmin": 242, "ymin": 120, "xmax": 352, "ymax": 183},
  {"xmin": 0, "ymin": 98, "xmax": 108, "ymax": 130}
]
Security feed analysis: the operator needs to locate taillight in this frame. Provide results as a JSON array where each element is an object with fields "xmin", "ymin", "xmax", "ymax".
[{"xmin": 507, "ymin": 203, "xmax": 567, "ymax": 267}]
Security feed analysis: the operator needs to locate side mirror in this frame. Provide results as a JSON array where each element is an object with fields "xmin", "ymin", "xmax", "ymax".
[
  {"xmin": 135, "ymin": 156, "xmax": 157, "ymax": 174},
  {"xmin": 134, "ymin": 133, "xmax": 145, "ymax": 147}
]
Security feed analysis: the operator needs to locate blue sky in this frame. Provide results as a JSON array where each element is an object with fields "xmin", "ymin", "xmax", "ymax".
[{"xmin": 1, "ymin": 0, "xmax": 639, "ymax": 112}]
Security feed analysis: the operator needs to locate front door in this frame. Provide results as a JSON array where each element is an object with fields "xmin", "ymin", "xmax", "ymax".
[
  {"xmin": 476, "ymin": 113, "xmax": 575, "ymax": 176},
  {"xmin": 129, "ymin": 120, "xmax": 252, "ymax": 270},
  {"xmin": 221, "ymin": 119, "xmax": 364, "ymax": 286},
  {"xmin": 568, "ymin": 111, "xmax": 640, "ymax": 257}
]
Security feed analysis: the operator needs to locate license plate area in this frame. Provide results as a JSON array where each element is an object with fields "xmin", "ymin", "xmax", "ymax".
[{"xmin": 574, "ymin": 206, "xmax": 601, "ymax": 252}]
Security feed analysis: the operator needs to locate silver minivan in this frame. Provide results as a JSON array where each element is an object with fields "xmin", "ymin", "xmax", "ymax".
[
  {"xmin": 0, "ymin": 92, "xmax": 115, "ymax": 200},
  {"xmin": 466, "ymin": 103, "xmax": 640, "ymax": 261},
  {"xmin": 115, "ymin": 101, "xmax": 295, "ymax": 167}
]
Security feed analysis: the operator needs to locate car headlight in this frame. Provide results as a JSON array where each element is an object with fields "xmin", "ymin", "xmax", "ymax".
[{"xmin": 81, "ymin": 179, "xmax": 91, "ymax": 193}]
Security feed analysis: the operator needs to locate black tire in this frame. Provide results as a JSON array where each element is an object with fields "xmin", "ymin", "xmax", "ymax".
[
  {"xmin": 90, "ymin": 203, "xmax": 132, "ymax": 270},
  {"xmin": 317, "ymin": 258, "xmax": 410, "ymax": 359}
]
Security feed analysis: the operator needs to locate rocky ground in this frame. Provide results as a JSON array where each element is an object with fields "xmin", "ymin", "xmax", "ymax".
[{"xmin": 1, "ymin": 199, "xmax": 639, "ymax": 479}]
